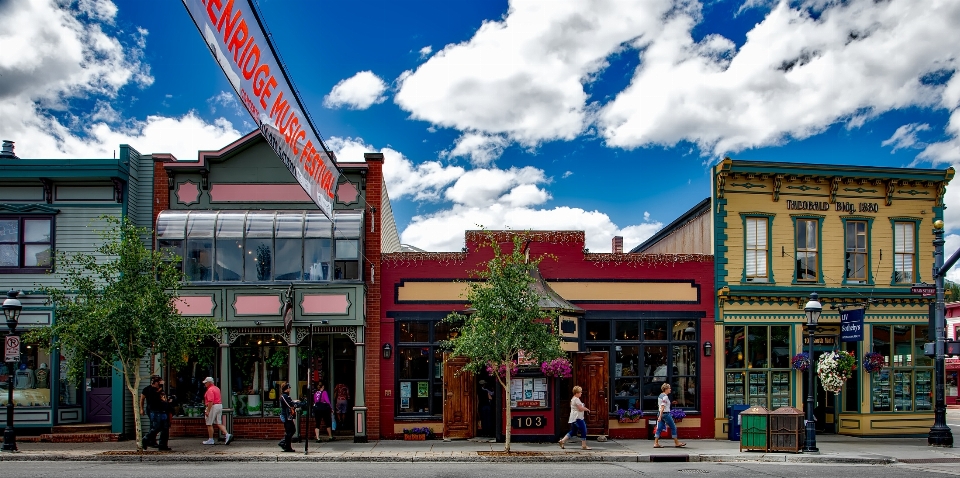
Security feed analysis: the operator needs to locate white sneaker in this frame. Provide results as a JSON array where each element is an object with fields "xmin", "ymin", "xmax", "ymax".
[
  {"xmin": 224, "ymin": 434, "xmax": 234, "ymax": 445},
  {"xmin": 202, "ymin": 439, "xmax": 215, "ymax": 445}
]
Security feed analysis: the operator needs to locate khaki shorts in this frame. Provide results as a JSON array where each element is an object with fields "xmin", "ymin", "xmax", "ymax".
[{"xmin": 206, "ymin": 403, "xmax": 223, "ymax": 425}]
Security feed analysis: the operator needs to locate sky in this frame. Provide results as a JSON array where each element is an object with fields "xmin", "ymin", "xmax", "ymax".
[{"xmin": 2, "ymin": 0, "xmax": 960, "ymax": 278}]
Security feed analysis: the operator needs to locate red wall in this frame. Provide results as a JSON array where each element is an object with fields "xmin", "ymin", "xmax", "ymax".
[{"xmin": 379, "ymin": 231, "xmax": 715, "ymax": 439}]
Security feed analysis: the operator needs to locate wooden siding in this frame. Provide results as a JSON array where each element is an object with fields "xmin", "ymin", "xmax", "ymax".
[{"xmin": 639, "ymin": 212, "xmax": 711, "ymax": 255}]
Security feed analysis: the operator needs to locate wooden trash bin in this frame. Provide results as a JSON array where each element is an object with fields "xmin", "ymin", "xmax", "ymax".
[
  {"xmin": 739, "ymin": 405, "xmax": 770, "ymax": 452},
  {"xmin": 768, "ymin": 407, "xmax": 803, "ymax": 453}
]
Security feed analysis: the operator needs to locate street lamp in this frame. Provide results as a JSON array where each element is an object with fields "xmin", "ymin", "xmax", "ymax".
[
  {"xmin": 803, "ymin": 292, "xmax": 822, "ymax": 454},
  {"xmin": 1, "ymin": 289, "xmax": 22, "ymax": 452},
  {"xmin": 929, "ymin": 219, "xmax": 954, "ymax": 446}
]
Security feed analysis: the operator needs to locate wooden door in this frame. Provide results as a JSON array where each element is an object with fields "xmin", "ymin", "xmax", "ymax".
[
  {"xmin": 575, "ymin": 351, "xmax": 609, "ymax": 436},
  {"xmin": 442, "ymin": 354, "xmax": 475, "ymax": 439},
  {"xmin": 85, "ymin": 359, "xmax": 112, "ymax": 423}
]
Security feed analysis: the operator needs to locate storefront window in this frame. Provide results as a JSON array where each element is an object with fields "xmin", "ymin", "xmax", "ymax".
[
  {"xmin": 395, "ymin": 320, "xmax": 456, "ymax": 416},
  {"xmin": 871, "ymin": 325, "xmax": 932, "ymax": 412},
  {"xmin": 229, "ymin": 334, "xmax": 289, "ymax": 417},
  {"xmin": 0, "ymin": 340, "xmax": 53, "ymax": 407},
  {"xmin": 724, "ymin": 325, "xmax": 791, "ymax": 409},
  {"xmin": 585, "ymin": 315, "xmax": 700, "ymax": 413},
  {"xmin": 169, "ymin": 338, "xmax": 220, "ymax": 416}
]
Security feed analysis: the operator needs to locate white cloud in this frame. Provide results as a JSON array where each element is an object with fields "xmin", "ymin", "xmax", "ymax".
[
  {"xmin": 419, "ymin": 46, "xmax": 432, "ymax": 59},
  {"xmin": 919, "ymin": 110, "xmax": 960, "ymax": 164},
  {"xmin": 323, "ymin": 71, "xmax": 388, "ymax": 110},
  {"xmin": 562, "ymin": 171, "xmax": 573, "ymax": 178},
  {"xmin": 599, "ymin": 0, "xmax": 960, "ymax": 157},
  {"xmin": 441, "ymin": 132, "xmax": 509, "ymax": 166},
  {"xmin": 0, "ymin": 0, "xmax": 239, "ymax": 160},
  {"xmin": 444, "ymin": 167, "xmax": 549, "ymax": 207},
  {"xmin": 882, "ymin": 123, "xmax": 931, "ymax": 153},
  {"xmin": 395, "ymin": 0, "xmax": 673, "ymax": 149}
]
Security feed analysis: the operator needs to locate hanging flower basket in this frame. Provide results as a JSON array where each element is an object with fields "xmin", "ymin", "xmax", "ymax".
[
  {"xmin": 863, "ymin": 352, "xmax": 885, "ymax": 373},
  {"xmin": 486, "ymin": 361, "xmax": 519, "ymax": 379},
  {"xmin": 540, "ymin": 357, "xmax": 573, "ymax": 378},
  {"xmin": 792, "ymin": 352, "xmax": 811, "ymax": 371},
  {"xmin": 817, "ymin": 351, "xmax": 857, "ymax": 393}
]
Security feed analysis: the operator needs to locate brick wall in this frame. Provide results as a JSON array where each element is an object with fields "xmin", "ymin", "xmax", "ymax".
[
  {"xmin": 151, "ymin": 154, "xmax": 174, "ymax": 237},
  {"xmin": 170, "ymin": 416, "xmax": 321, "ymax": 440},
  {"xmin": 363, "ymin": 153, "xmax": 384, "ymax": 439}
]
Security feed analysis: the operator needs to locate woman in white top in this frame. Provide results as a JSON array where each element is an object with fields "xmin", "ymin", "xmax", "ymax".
[
  {"xmin": 558, "ymin": 385, "xmax": 592, "ymax": 450},
  {"xmin": 653, "ymin": 382, "xmax": 685, "ymax": 448}
]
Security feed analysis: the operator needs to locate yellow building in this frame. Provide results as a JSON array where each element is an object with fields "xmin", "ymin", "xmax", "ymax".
[{"xmin": 712, "ymin": 159, "xmax": 954, "ymax": 438}]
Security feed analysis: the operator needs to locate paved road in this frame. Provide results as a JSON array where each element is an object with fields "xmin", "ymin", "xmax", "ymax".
[{"xmin": 2, "ymin": 461, "xmax": 959, "ymax": 477}]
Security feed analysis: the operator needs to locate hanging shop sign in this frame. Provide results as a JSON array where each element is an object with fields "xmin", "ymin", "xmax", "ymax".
[
  {"xmin": 181, "ymin": 0, "xmax": 339, "ymax": 218},
  {"xmin": 840, "ymin": 308, "xmax": 865, "ymax": 342}
]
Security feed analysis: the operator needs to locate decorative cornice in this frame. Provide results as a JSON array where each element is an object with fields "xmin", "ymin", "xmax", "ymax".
[
  {"xmin": 464, "ymin": 230, "xmax": 585, "ymax": 247},
  {"xmin": 382, "ymin": 252, "xmax": 467, "ymax": 267},
  {"xmin": 584, "ymin": 253, "xmax": 712, "ymax": 268}
]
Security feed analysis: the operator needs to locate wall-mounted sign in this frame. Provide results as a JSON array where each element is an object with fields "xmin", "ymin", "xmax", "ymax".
[
  {"xmin": 786, "ymin": 200, "xmax": 881, "ymax": 214},
  {"xmin": 511, "ymin": 415, "xmax": 546, "ymax": 429},
  {"xmin": 181, "ymin": 0, "xmax": 339, "ymax": 218},
  {"xmin": 4, "ymin": 336, "xmax": 20, "ymax": 362},
  {"xmin": 840, "ymin": 308, "xmax": 865, "ymax": 342},
  {"xmin": 802, "ymin": 335, "xmax": 837, "ymax": 346}
]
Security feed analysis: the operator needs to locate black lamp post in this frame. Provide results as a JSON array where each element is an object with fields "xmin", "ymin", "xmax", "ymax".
[
  {"xmin": 1, "ymin": 289, "xmax": 22, "ymax": 453},
  {"xmin": 929, "ymin": 219, "xmax": 954, "ymax": 446},
  {"xmin": 803, "ymin": 292, "xmax": 821, "ymax": 454}
]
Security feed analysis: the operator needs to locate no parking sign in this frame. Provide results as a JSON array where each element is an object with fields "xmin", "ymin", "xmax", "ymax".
[{"xmin": 4, "ymin": 336, "xmax": 19, "ymax": 362}]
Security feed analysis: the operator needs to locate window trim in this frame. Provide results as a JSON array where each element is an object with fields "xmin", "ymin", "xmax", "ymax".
[
  {"xmin": 393, "ymin": 316, "xmax": 451, "ymax": 418},
  {"xmin": 841, "ymin": 216, "xmax": 874, "ymax": 286},
  {"xmin": 722, "ymin": 324, "xmax": 793, "ymax": 410},
  {"xmin": 740, "ymin": 213, "xmax": 775, "ymax": 284},
  {"xmin": 890, "ymin": 218, "xmax": 921, "ymax": 285},
  {"xmin": 0, "ymin": 214, "xmax": 56, "ymax": 274},
  {"xmin": 791, "ymin": 215, "xmax": 824, "ymax": 285}
]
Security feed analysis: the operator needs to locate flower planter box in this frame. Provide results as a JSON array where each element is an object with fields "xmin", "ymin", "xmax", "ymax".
[
  {"xmin": 618, "ymin": 417, "xmax": 642, "ymax": 423},
  {"xmin": 404, "ymin": 434, "xmax": 427, "ymax": 441}
]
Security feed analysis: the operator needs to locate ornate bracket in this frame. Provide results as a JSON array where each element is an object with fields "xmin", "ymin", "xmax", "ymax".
[
  {"xmin": 886, "ymin": 179, "xmax": 896, "ymax": 206},
  {"xmin": 773, "ymin": 174, "xmax": 783, "ymax": 202},
  {"xmin": 39, "ymin": 178, "xmax": 53, "ymax": 204},
  {"xmin": 111, "ymin": 177, "xmax": 126, "ymax": 204},
  {"xmin": 830, "ymin": 177, "xmax": 841, "ymax": 204}
]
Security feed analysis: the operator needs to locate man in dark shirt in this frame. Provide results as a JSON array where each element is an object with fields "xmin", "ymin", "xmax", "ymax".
[{"xmin": 140, "ymin": 376, "xmax": 171, "ymax": 451}]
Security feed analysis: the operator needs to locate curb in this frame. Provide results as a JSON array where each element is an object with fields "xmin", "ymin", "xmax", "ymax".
[{"xmin": 0, "ymin": 452, "xmax": 899, "ymax": 464}]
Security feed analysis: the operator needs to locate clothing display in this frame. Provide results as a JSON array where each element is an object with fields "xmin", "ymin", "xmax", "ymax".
[{"xmin": 15, "ymin": 368, "xmax": 35, "ymax": 389}]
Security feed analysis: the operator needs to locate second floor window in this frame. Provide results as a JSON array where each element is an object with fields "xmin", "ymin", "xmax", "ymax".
[
  {"xmin": 795, "ymin": 218, "xmax": 819, "ymax": 282},
  {"xmin": 745, "ymin": 217, "xmax": 768, "ymax": 282},
  {"xmin": 893, "ymin": 222, "xmax": 915, "ymax": 283},
  {"xmin": 845, "ymin": 220, "xmax": 867, "ymax": 283},
  {"xmin": 0, "ymin": 216, "xmax": 54, "ymax": 272}
]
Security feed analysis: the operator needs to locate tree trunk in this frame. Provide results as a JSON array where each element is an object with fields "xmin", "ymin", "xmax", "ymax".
[
  {"xmin": 504, "ymin": 364, "xmax": 512, "ymax": 452},
  {"xmin": 124, "ymin": 360, "xmax": 144, "ymax": 451}
]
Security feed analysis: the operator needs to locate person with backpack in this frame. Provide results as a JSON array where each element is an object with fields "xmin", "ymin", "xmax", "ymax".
[
  {"xmin": 278, "ymin": 383, "xmax": 300, "ymax": 452},
  {"xmin": 312, "ymin": 382, "xmax": 333, "ymax": 442}
]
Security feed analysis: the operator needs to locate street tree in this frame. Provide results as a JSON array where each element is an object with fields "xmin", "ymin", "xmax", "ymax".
[
  {"xmin": 28, "ymin": 218, "xmax": 216, "ymax": 450},
  {"xmin": 444, "ymin": 232, "xmax": 564, "ymax": 451}
]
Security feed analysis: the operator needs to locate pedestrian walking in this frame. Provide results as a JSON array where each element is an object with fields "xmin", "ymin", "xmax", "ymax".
[
  {"xmin": 313, "ymin": 382, "xmax": 333, "ymax": 442},
  {"xmin": 654, "ymin": 383, "xmax": 686, "ymax": 448},
  {"xmin": 278, "ymin": 383, "xmax": 300, "ymax": 452},
  {"xmin": 558, "ymin": 385, "xmax": 592, "ymax": 450},
  {"xmin": 333, "ymin": 382, "xmax": 350, "ymax": 429},
  {"xmin": 202, "ymin": 376, "xmax": 233, "ymax": 446},
  {"xmin": 139, "ymin": 376, "xmax": 171, "ymax": 450}
]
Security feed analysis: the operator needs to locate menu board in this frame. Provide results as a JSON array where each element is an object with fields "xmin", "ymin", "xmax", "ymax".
[{"xmin": 511, "ymin": 377, "xmax": 548, "ymax": 408}]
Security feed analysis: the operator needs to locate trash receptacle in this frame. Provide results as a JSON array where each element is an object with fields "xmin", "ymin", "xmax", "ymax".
[
  {"xmin": 739, "ymin": 405, "xmax": 770, "ymax": 452},
  {"xmin": 769, "ymin": 406, "xmax": 803, "ymax": 453},
  {"xmin": 646, "ymin": 417, "xmax": 658, "ymax": 440},
  {"xmin": 727, "ymin": 404, "xmax": 750, "ymax": 441},
  {"xmin": 222, "ymin": 408, "xmax": 234, "ymax": 436}
]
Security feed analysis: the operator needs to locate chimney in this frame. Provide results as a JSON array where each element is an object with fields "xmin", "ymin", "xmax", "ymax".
[
  {"xmin": 612, "ymin": 236, "xmax": 623, "ymax": 254},
  {"xmin": 0, "ymin": 140, "xmax": 17, "ymax": 159}
]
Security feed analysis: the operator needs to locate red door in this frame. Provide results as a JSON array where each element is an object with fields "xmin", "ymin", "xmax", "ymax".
[
  {"xmin": 574, "ymin": 351, "xmax": 609, "ymax": 436},
  {"xmin": 85, "ymin": 360, "xmax": 112, "ymax": 423},
  {"xmin": 442, "ymin": 354, "xmax": 475, "ymax": 439}
]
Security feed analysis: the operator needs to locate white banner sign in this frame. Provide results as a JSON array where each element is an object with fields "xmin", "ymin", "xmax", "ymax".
[{"xmin": 182, "ymin": 0, "xmax": 339, "ymax": 217}]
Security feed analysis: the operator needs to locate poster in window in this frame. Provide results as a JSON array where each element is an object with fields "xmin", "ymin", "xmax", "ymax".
[
  {"xmin": 400, "ymin": 382, "xmax": 411, "ymax": 398},
  {"xmin": 418, "ymin": 381, "xmax": 429, "ymax": 398},
  {"xmin": 400, "ymin": 397, "xmax": 409, "ymax": 409},
  {"xmin": 511, "ymin": 377, "xmax": 549, "ymax": 408}
]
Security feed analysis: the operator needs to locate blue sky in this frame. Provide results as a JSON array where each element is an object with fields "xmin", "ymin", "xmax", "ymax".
[{"xmin": 2, "ymin": 0, "xmax": 960, "ymax": 266}]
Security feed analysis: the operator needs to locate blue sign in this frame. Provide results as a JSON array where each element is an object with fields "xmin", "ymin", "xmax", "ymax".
[{"xmin": 840, "ymin": 308, "xmax": 865, "ymax": 342}]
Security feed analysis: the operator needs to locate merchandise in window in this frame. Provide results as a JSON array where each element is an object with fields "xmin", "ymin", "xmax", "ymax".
[
  {"xmin": 893, "ymin": 222, "xmax": 916, "ymax": 284},
  {"xmin": 584, "ymin": 316, "xmax": 700, "ymax": 414},
  {"xmin": 0, "ymin": 340, "xmax": 53, "ymax": 407},
  {"xmin": 724, "ymin": 325, "xmax": 791, "ymax": 409},
  {"xmin": 871, "ymin": 325, "xmax": 932, "ymax": 412},
  {"xmin": 169, "ymin": 338, "xmax": 221, "ymax": 416},
  {"xmin": 795, "ymin": 218, "xmax": 819, "ymax": 281},
  {"xmin": 745, "ymin": 216, "xmax": 768, "ymax": 282},
  {"xmin": 0, "ymin": 216, "xmax": 54, "ymax": 271},
  {"xmin": 229, "ymin": 335, "xmax": 290, "ymax": 417}
]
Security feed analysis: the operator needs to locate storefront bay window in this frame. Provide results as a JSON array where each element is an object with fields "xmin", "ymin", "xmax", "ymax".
[
  {"xmin": 585, "ymin": 313, "xmax": 701, "ymax": 413},
  {"xmin": 871, "ymin": 325, "xmax": 932, "ymax": 412},
  {"xmin": 724, "ymin": 325, "xmax": 791, "ymax": 409},
  {"xmin": 395, "ymin": 318, "xmax": 457, "ymax": 416},
  {"xmin": 229, "ymin": 334, "xmax": 290, "ymax": 417},
  {"xmin": 169, "ymin": 338, "xmax": 221, "ymax": 416},
  {"xmin": 155, "ymin": 210, "xmax": 362, "ymax": 283}
]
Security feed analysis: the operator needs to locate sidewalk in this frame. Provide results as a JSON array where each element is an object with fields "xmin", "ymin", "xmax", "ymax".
[{"xmin": 3, "ymin": 434, "xmax": 960, "ymax": 463}]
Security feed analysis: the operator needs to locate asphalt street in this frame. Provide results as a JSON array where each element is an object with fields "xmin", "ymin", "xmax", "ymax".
[{"xmin": 0, "ymin": 461, "xmax": 958, "ymax": 478}]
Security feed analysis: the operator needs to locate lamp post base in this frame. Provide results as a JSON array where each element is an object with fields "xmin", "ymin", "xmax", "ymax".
[
  {"xmin": 1, "ymin": 426, "xmax": 17, "ymax": 452},
  {"xmin": 928, "ymin": 425, "xmax": 954, "ymax": 447}
]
